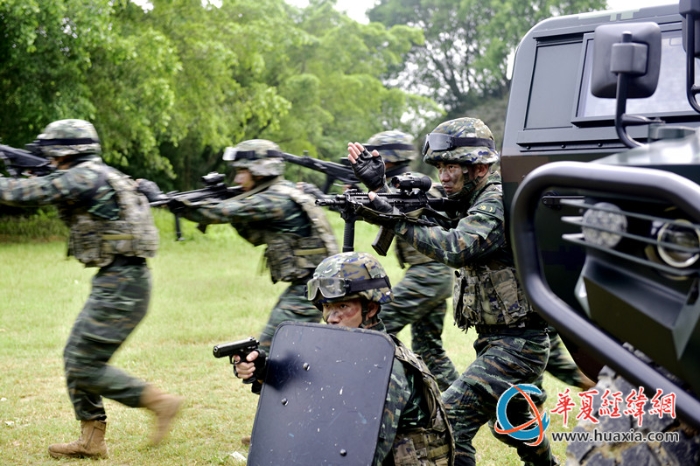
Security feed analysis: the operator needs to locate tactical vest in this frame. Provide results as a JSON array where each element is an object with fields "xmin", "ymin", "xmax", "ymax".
[
  {"xmin": 452, "ymin": 257, "xmax": 532, "ymax": 329},
  {"xmin": 243, "ymin": 181, "xmax": 338, "ymax": 283},
  {"xmin": 447, "ymin": 174, "xmax": 532, "ymax": 329},
  {"xmin": 64, "ymin": 159, "xmax": 158, "ymax": 268},
  {"xmin": 391, "ymin": 337, "xmax": 454, "ymax": 466}
]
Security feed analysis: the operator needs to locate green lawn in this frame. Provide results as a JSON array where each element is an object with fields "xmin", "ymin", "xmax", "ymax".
[{"xmin": 0, "ymin": 209, "xmax": 578, "ymax": 465}]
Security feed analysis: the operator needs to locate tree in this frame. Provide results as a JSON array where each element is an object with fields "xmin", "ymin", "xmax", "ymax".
[
  {"xmin": 261, "ymin": 0, "xmax": 441, "ymax": 162},
  {"xmin": 0, "ymin": 0, "xmax": 441, "ymax": 192},
  {"xmin": 368, "ymin": 0, "xmax": 607, "ymax": 121}
]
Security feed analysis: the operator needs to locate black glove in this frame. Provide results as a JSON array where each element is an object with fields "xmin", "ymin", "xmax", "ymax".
[
  {"xmin": 352, "ymin": 148, "xmax": 385, "ymax": 191},
  {"xmin": 369, "ymin": 194, "xmax": 396, "ymax": 215},
  {"xmin": 137, "ymin": 179, "xmax": 168, "ymax": 204},
  {"xmin": 355, "ymin": 194, "xmax": 401, "ymax": 227},
  {"xmin": 167, "ymin": 197, "xmax": 186, "ymax": 214},
  {"xmin": 298, "ymin": 182, "xmax": 325, "ymax": 200}
]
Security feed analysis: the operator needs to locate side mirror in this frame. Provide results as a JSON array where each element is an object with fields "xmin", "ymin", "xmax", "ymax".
[
  {"xmin": 591, "ymin": 23, "xmax": 661, "ymax": 99},
  {"xmin": 591, "ymin": 23, "xmax": 661, "ymax": 148},
  {"xmin": 680, "ymin": 0, "xmax": 700, "ymax": 113}
]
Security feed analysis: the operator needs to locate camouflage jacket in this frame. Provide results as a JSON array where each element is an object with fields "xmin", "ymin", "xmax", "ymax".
[
  {"xmin": 178, "ymin": 177, "xmax": 337, "ymax": 283},
  {"xmin": 0, "ymin": 155, "xmax": 158, "ymax": 267},
  {"xmin": 393, "ymin": 171, "xmax": 533, "ymax": 329}
]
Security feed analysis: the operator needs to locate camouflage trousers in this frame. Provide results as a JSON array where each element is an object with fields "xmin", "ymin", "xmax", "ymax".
[
  {"xmin": 382, "ymin": 262, "xmax": 458, "ymax": 392},
  {"xmin": 442, "ymin": 329, "xmax": 554, "ymax": 466},
  {"xmin": 546, "ymin": 328, "xmax": 589, "ymax": 389},
  {"xmin": 258, "ymin": 281, "xmax": 323, "ymax": 353},
  {"xmin": 63, "ymin": 261, "xmax": 150, "ymax": 421}
]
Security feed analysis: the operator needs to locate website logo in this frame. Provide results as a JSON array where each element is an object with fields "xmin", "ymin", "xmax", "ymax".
[{"xmin": 494, "ymin": 384, "xmax": 550, "ymax": 447}]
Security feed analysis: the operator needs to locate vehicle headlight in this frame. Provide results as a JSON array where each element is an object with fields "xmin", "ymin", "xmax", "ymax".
[
  {"xmin": 581, "ymin": 202, "xmax": 627, "ymax": 248},
  {"xmin": 656, "ymin": 219, "xmax": 700, "ymax": 268}
]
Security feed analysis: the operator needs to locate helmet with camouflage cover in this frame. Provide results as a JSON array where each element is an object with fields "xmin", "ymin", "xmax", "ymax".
[
  {"xmin": 364, "ymin": 130, "xmax": 418, "ymax": 165},
  {"xmin": 223, "ymin": 139, "xmax": 285, "ymax": 177},
  {"xmin": 423, "ymin": 117, "xmax": 499, "ymax": 166},
  {"xmin": 307, "ymin": 252, "xmax": 393, "ymax": 310},
  {"xmin": 36, "ymin": 119, "xmax": 101, "ymax": 158}
]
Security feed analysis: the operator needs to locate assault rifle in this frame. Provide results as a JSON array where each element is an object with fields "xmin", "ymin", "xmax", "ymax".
[
  {"xmin": 0, "ymin": 142, "xmax": 54, "ymax": 177},
  {"xmin": 213, "ymin": 337, "xmax": 266, "ymax": 387},
  {"xmin": 281, "ymin": 152, "xmax": 358, "ymax": 193},
  {"xmin": 150, "ymin": 172, "xmax": 244, "ymax": 241},
  {"xmin": 316, "ymin": 173, "xmax": 457, "ymax": 255}
]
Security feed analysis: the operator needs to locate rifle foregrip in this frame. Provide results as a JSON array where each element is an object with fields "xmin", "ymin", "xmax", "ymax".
[
  {"xmin": 343, "ymin": 218, "xmax": 355, "ymax": 252},
  {"xmin": 372, "ymin": 227, "xmax": 395, "ymax": 256}
]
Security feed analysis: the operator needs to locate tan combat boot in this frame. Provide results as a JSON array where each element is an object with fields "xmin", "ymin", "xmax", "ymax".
[
  {"xmin": 48, "ymin": 420, "xmax": 108, "ymax": 459},
  {"xmin": 139, "ymin": 385, "xmax": 185, "ymax": 445}
]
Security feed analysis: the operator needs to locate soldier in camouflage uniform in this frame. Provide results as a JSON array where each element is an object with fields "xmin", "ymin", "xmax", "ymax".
[
  {"xmin": 170, "ymin": 139, "xmax": 338, "ymax": 353},
  {"xmin": 348, "ymin": 117, "xmax": 557, "ymax": 466},
  {"xmin": 0, "ymin": 119, "xmax": 184, "ymax": 459},
  {"xmin": 363, "ymin": 130, "xmax": 458, "ymax": 391},
  {"xmin": 235, "ymin": 251, "xmax": 454, "ymax": 465}
]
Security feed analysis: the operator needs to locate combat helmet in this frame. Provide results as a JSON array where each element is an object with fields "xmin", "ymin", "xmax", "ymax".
[
  {"xmin": 36, "ymin": 119, "xmax": 101, "ymax": 158},
  {"xmin": 223, "ymin": 139, "xmax": 285, "ymax": 177},
  {"xmin": 364, "ymin": 130, "xmax": 418, "ymax": 165},
  {"xmin": 423, "ymin": 117, "xmax": 499, "ymax": 166},
  {"xmin": 307, "ymin": 252, "xmax": 393, "ymax": 310}
]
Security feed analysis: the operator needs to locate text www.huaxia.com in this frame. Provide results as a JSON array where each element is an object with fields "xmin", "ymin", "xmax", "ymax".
[{"xmin": 551, "ymin": 429, "xmax": 680, "ymax": 443}]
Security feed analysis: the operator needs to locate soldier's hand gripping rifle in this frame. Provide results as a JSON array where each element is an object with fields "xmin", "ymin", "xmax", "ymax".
[
  {"xmin": 213, "ymin": 337, "xmax": 267, "ymax": 392},
  {"xmin": 0, "ymin": 141, "xmax": 54, "ymax": 177},
  {"xmin": 147, "ymin": 172, "xmax": 244, "ymax": 241},
  {"xmin": 281, "ymin": 152, "xmax": 359, "ymax": 193},
  {"xmin": 316, "ymin": 173, "xmax": 458, "ymax": 255}
]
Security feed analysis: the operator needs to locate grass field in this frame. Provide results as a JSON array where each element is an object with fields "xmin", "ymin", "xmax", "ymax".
[{"xmin": 0, "ymin": 208, "xmax": 579, "ymax": 465}]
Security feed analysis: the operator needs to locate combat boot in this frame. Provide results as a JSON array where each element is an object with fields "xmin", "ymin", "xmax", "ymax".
[
  {"xmin": 139, "ymin": 385, "xmax": 184, "ymax": 445},
  {"xmin": 48, "ymin": 420, "xmax": 108, "ymax": 459}
]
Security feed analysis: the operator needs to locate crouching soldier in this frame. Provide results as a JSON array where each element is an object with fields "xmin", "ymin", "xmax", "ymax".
[{"xmin": 234, "ymin": 252, "xmax": 454, "ymax": 465}]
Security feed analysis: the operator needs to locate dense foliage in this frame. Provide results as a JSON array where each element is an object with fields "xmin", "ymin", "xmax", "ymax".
[
  {"xmin": 368, "ymin": 0, "xmax": 607, "ymax": 121},
  {"xmin": 1, "ymin": 0, "xmax": 610, "ymax": 192},
  {"xmin": 0, "ymin": 0, "xmax": 438, "ymax": 190}
]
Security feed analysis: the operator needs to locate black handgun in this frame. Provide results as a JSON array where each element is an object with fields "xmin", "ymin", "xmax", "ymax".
[{"xmin": 213, "ymin": 337, "xmax": 266, "ymax": 385}]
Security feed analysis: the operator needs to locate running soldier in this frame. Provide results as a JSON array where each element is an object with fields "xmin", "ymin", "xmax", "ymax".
[
  {"xmin": 0, "ymin": 119, "xmax": 183, "ymax": 459},
  {"xmin": 169, "ymin": 139, "xmax": 338, "ymax": 353}
]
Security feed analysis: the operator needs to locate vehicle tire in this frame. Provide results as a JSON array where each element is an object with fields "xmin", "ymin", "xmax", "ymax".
[{"xmin": 565, "ymin": 366, "xmax": 700, "ymax": 465}]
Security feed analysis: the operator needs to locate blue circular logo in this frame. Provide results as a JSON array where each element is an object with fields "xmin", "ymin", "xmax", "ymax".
[{"xmin": 494, "ymin": 384, "xmax": 550, "ymax": 446}]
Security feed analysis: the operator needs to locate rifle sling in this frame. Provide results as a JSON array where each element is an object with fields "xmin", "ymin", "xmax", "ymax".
[
  {"xmin": 294, "ymin": 247, "xmax": 326, "ymax": 256},
  {"xmin": 102, "ymin": 234, "xmax": 133, "ymax": 240}
]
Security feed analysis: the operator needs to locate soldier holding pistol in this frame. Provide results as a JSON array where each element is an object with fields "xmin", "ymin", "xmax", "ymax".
[{"xmin": 235, "ymin": 251, "xmax": 454, "ymax": 465}]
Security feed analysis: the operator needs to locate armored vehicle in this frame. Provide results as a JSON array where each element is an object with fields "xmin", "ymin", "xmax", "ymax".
[{"xmin": 503, "ymin": 1, "xmax": 700, "ymax": 463}]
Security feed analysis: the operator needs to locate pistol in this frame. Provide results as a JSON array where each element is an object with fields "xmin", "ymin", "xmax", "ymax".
[{"xmin": 213, "ymin": 337, "xmax": 266, "ymax": 385}]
